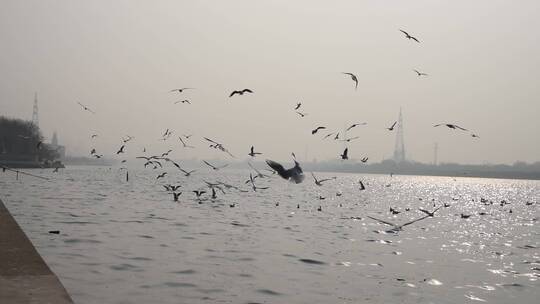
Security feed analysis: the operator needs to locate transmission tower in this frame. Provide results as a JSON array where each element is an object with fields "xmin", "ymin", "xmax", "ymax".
[
  {"xmin": 393, "ymin": 108, "xmax": 406, "ymax": 162},
  {"xmin": 32, "ymin": 92, "xmax": 39, "ymax": 127}
]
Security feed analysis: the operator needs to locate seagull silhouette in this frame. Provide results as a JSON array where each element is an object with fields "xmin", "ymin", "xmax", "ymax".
[
  {"xmin": 340, "ymin": 148, "xmax": 349, "ymax": 160},
  {"xmin": 179, "ymin": 167, "xmax": 196, "ymax": 177},
  {"xmin": 156, "ymin": 172, "xmax": 167, "ymax": 179},
  {"xmin": 265, "ymin": 154, "xmax": 304, "ymax": 184},
  {"xmin": 414, "ymin": 69, "xmax": 428, "ymax": 76},
  {"xmin": 249, "ymin": 173, "xmax": 269, "ymax": 192},
  {"xmin": 387, "ymin": 121, "xmax": 397, "ymax": 131},
  {"xmin": 418, "ymin": 206, "xmax": 442, "ymax": 217},
  {"xmin": 311, "ymin": 126, "xmax": 326, "ymax": 135},
  {"xmin": 174, "ymin": 99, "xmax": 191, "ymax": 104},
  {"xmin": 296, "ymin": 111, "xmax": 307, "ymax": 117},
  {"xmin": 311, "ymin": 172, "xmax": 335, "ymax": 186},
  {"xmin": 229, "ymin": 89, "xmax": 253, "ymax": 97},
  {"xmin": 203, "ymin": 160, "xmax": 228, "ymax": 171},
  {"xmin": 172, "ymin": 192, "xmax": 182, "ymax": 202},
  {"xmin": 248, "ymin": 146, "xmax": 262, "ymax": 157},
  {"xmin": 179, "ymin": 137, "xmax": 194, "ymax": 148},
  {"xmin": 368, "ymin": 215, "xmax": 431, "ymax": 233},
  {"xmin": 433, "ymin": 123, "xmax": 468, "ymax": 131},
  {"xmin": 170, "ymin": 88, "xmax": 194, "ymax": 93},
  {"xmin": 360, "ymin": 157, "xmax": 368, "ymax": 163},
  {"xmin": 193, "ymin": 190, "xmax": 206, "ymax": 198},
  {"xmin": 77, "ymin": 102, "xmax": 95, "ymax": 114},
  {"xmin": 294, "ymin": 103, "xmax": 302, "ymax": 110},
  {"xmin": 340, "ymin": 136, "xmax": 360, "ymax": 143},
  {"xmin": 346, "ymin": 123, "xmax": 367, "ymax": 131},
  {"xmin": 359, "ymin": 180, "xmax": 366, "ymax": 190},
  {"xmin": 399, "ymin": 29, "xmax": 420, "ymax": 43},
  {"xmin": 116, "ymin": 145, "xmax": 125, "ymax": 154},
  {"xmin": 342, "ymin": 72, "xmax": 358, "ymax": 89}
]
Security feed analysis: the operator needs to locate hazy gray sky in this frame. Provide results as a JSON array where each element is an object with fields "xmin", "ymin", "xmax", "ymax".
[{"xmin": 1, "ymin": 0, "xmax": 539, "ymax": 164}]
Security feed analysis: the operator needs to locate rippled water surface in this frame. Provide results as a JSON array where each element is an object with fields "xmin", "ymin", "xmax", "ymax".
[{"xmin": 1, "ymin": 166, "xmax": 539, "ymax": 303}]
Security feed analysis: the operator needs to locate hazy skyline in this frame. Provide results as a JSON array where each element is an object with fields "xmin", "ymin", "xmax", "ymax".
[{"xmin": 1, "ymin": 1, "xmax": 539, "ymax": 164}]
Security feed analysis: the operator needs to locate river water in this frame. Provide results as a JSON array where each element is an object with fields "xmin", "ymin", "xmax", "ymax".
[{"xmin": 1, "ymin": 166, "xmax": 539, "ymax": 303}]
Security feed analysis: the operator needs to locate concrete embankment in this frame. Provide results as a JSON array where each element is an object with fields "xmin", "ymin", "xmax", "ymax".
[{"xmin": 0, "ymin": 199, "xmax": 73, "ymax": 303}]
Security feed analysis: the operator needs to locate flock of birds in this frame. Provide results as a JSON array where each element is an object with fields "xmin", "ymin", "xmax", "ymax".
[{"xmin": 67, "ymin": 29, "xmax": 488, "ymax": 229}]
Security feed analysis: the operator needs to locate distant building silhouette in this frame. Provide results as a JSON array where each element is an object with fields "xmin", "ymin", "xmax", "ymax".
[
  {"xmin": 50, "ymin": 131, "xmax": 66, "ymax": 160},
  {"xmin": 393, "ymin": 108, "xmax": 406, "ymax": 162}
]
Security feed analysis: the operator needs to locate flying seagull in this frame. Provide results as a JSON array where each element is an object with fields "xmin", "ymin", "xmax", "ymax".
[
  {"xmin": 418, "ymin": 206, "xmax": 442, "ymax": 217},
  {"xmin": 368, "ymin": 215, "xmax": 431, "ymax": 233},
  {"xmin": 170, "ymin": 88, "xmax": 194, "ymax": 93},
  {"xmin": 360, "ymin": 157, "xmax": 368, "ymax": 163},
  {"xmin": 203, "ymin": 160, "xmax": 228, "ymax": 171},
  {"xmin": 193, "ymin": 190, "xmax": 206, "ymax": 198},
  {"xmin": 342, "ymin": 72, "xmax": 358, "ymax": 90},
  {"xmin": 179, "ymin": 137, "xmax": 194, "ymax": 148},
  {"xmin": 311, "ymin": 126, "xmax": 326, "ymax": 135},
  {"xmin": 265, "ymin": 154, "xmax": 304, "ymax": 184},
  {"xmin": 387, "ymin": 121, "xmax": 397, "ymax": 131},
  {"xmin": 346, "ymin": 123, "xmax": 367, "ymax": 131},
  {"xmin": 471, "ymin": 133, "xmax": 480, "ymax": 138},
  {"xmin": 156, "ymin": 172, "xmax": 167, "ymax": 179},
  {"xmin": 399, "ymin": 29, "xmax": 420, "ymax": 43},
  {"xmin": 179, "ymin": 168, "xmax": 196, "ymax": 177},
  {"xmin": 294, "ymin": 103, "xmax": 302, "ymax": 110},
  {"xmin": 414, "ymin": 69, "xmax": 428, "ymax": 77},
  {"xmin": 359, "ymin": 180, "xmax": 366, "ymax": 190},
  {"xmin": 248, "ymin": 146, "xmax": 262, "ymax": 157},
  {"xmin": 229, "ymin": 89, "xmax": 253, "ymax": 97},
  {"xmin": 116, "ymin": 145, "xmax": 125, "ymax": 154},
  {"xmin": 77, "ymin": 102, "xmax": 95, "ymax": 114},
  {"xmin": 433, "ymin": 123, "xmax": 468, "ymax": 131},
  {"xmin": 311, "ymin": 172, "xmax": 335, "ymax": 186},
  {"xmin": 340, "ymin": 148, "xmax": 349, "ymax": 160},
  {"xmin": 340, "ymin": 136, "xmax": 360, "ymax": 143},
  {"xmin": 172, "ymin": 192, "xmax": 182, "ymax": 202},
  {"xmin": 174, "ymin": 99, "xmax": 191, "ymax": 104},
  {"xmin": 296, "ymin": 111, "xmax": 307, "ymax": 118},
  {"xmin": 249, "ymin": 173, "xmax": 269, "ymax": 192}
]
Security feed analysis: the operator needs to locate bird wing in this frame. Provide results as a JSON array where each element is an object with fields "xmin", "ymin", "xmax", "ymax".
[
  {"xmin": 229, "ymin": 91, "xmax": 239, "ymax": 97},
  {"xmin": 266, "ymin": 160, "xmax": 288, "ymax": 179},
  {"xmin": 318, "ymin": 178, "xmax": 334, "ymax": 183},
  {"xmin": 433, "ymin": 124, "xmax": 443, "ymax": 127},
  {"xmin": 454, "ymin": 125, "xmax": 468, "ymax": 131},
  {"xmin": 203, "ymin": 137, "xmax": 219, "ymax": 144},
  {"xmin": 368, "ymin": 216, "xmax": 397, "ymax": 228},
  {"xmin": 343, "ymin": 148, "xmax": 348, "ymax": 156},
  {"xmin": 401, "ymin": 215, "xmax": 431, "ymax": 227},
  {"xmin": 411, "ymin": 36, "xmax": 420, "ymax": 43},
  {"xmin": 242, "ymin": 89, "xmax": 253, "ymax": 93},
  {"xmin": 418, "ymin": 208, "xmax": 430, "ymax": 215},
  {"xmin": 390, "ymin": 121, "xmax": 397, "ymax": 129},
  {"xmin": 203, "ymin": 160, "xmax": 215, "ymax": 168},
  {"xmin": 399, "ymin": 29, "xmax": 409, "ymax": 36}
]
